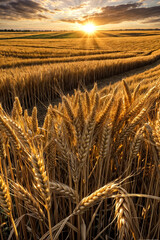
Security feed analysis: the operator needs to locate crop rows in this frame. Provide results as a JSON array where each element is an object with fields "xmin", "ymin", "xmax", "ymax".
[{"xmin": 0, "ymin": 49, "xmax": 160, "ymax": 110}]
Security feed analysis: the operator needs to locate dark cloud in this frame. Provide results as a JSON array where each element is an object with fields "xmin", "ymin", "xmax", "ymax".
[
  {"xmin": 0, "ymin": 0, "xmax": 51, "ymax": 20},
  {"xmin": 61, "ymin": 3, "xmax": 160, "ymax": 25}
]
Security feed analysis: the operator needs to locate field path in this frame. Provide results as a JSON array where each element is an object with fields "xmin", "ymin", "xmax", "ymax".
[
  {"xmin": 30, "ymin": 58, "xmax": 160, "ymax": 124},
  {"xmin": 91, "ymin": 58, "xmax": 160, "ymax": 90}
]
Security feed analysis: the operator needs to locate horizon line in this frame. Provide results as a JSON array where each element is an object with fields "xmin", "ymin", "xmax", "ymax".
[{"xmin": 0, "ymin": 28, "xmax": 160, "ymax": 32}]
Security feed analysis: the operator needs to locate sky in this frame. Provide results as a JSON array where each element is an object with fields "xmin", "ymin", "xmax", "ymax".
[{"xmin": 0, "ymin": 0, "xmax": 160, "ymax": 30}]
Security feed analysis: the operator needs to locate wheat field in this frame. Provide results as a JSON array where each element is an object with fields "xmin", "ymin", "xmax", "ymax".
[
  {"xmin": 1, "ymin": 31, "xmax": 160, "ymax": 109},
  {"xmin": 0, "ymin": 31, "xmax": 160, "ymax": 239}
]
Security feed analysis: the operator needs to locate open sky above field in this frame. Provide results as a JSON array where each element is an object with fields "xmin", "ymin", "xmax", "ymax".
[{"xmin": 0, "ymin": 0, "xmax": 160, "ymax": 30}]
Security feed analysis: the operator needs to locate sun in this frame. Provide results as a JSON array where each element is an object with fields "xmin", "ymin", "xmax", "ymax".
[{"xmin": 82, "ymin": 23, "xmax": 96, "ymax": 34}]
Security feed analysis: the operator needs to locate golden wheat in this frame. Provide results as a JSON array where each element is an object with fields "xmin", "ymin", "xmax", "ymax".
[{"xmin": 0, "ymin": 75, "xmax": 160, "ymax": 239}]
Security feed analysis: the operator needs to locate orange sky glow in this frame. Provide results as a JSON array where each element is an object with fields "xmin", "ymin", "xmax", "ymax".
[{"xmin": 0, "ymin": 0, "xmax": 160, "ymax": 30}]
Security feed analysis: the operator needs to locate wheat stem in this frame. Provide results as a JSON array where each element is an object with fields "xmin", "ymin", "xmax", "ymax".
[
  {"xmin": 47, "ymin": 208, "xmax": 53, "ymax": 240},
  {"xmin": 10, "ymin": 213, "xmax": 19, "ymax": 240}
]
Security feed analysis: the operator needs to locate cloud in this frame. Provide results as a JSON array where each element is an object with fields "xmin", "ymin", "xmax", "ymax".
[
  {"xmin": 0, "ymin": 0, "xmax": 51, "ymax": 20},
  {"xmin": 138, "ymin": 0, "xmax": 146, "ymax": 3},
  {"xmin": 108, "ymin": 0, "xmax": 122, "ymax": 2},
  {"xmin": 60, "ymin": 2, "xmax": 160, "ymax": 25},
  {"xmin": 70, "ymin": 2, "xmax": 89, "ymax": 10},
  {"xmin": 144, "ymin": 17, "xmax": 160, "ymax": 23},
  {"xmin": 53, "ymin": 8, "xmax": 62, "ymax": 12}
]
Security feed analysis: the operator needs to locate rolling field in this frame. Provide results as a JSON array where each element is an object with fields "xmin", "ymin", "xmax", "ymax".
[
  {"xmin": 0, "ymin": 31, "xmax": 160, "ymax": 110},
  {"xmin": 0, "ymin": 31, "xmax": 160, "ymax": 239}
]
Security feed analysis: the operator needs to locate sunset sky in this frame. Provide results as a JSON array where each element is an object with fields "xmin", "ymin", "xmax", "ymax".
[{"xmin": 0, "ymin": 0, "xmax": 160, "ymax": 30}]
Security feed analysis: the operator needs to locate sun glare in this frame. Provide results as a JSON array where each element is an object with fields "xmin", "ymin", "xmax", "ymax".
[{"xmin": 82, "ymin": 23, "xmax": 96, "ymax": 34}]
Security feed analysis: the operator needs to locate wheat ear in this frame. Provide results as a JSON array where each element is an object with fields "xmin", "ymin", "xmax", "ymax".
[
  {"xmin": 46, "ymin": 118, "xmax": 57, "ymax": 179},
  {"xmin": 31, "ymin": 153, "xmax": 51, "ymax": 207},
  {"xmin": 5, "ymin": 117, "xmax": 30, "ymax": 151},
  {"xmin": 0, "ymin": 175, "xmax": 18, "ymax": 240},
  {"xmin": 90, "ymin": 83, "xmax": 98, "ymax": 101},
  {"xmin": 23, "ymin": 109, "xmax": 31, "ymax": 132},
  {"xmin": 98, "ymin": 123, "xmax": 111, "ymax": 187},
  {"xmin": 11, "ymin": 101, "xmax": 18, "ymax": 120},
  {"xmin": 0, "ymin": 115, "xmax": 21, "ymax": 151},
  {"xmin": 129, "ymin": 127, "xmax": 144, "ymax": 161},
  {"xmin": 0, "ymin": 115, "xmax": 31, "ymax": 159},
  {"xmin": 145, "ymin": 123, "xmax": 160, "ymax": 159},
  {"xmin": 85, "ymin": 91, "xmax": 90, "ymax": 114},
  {"xmin": 112, "ymin": 98, "xmax": 123, "ymax": 133},
  {"xmin": 14, "ymin": 97, "xmax": 22, "ymax": 116},
  {"xmin": 73, "ymin": 182, "xmax": 119, "ymax": 215},
  {"xmin": 152, "ymin": 129, "xmax": 160, "ymax": 158},
  {"xmin": 0, "ymin": 134, "xmax": 6, "ymax": 161},
  {"xmin": 62, "ymin": 96, "xmax": 83, "ymax": 148},
  {"xmin": 99, "ymin": 123, "xmax": 111, "ymax": 160},
  {"xmin": 73, "ymin": 90, "xmax": 80, "ymax": 109},
  {"xmin": 122, "ymin": 85, "xmax": 157, "ymax": 124},
  {"xmin": 115, "ymin": 188, "xmax": 140, "ymax": 240},
  {"xmin": 32, "ymin": 106, "xmax": 39, "ymax": 134},
  {"xmin": 0, "ymin": 175, "xmax": 11, "ymax": 214},
  {"xmin": 62, "ymin": 96, "xmax": 75, "ymax": 122},
  {"xmin": 72, "ymin": 183, "xmax": 140, "ymax": 239},
  {"xmin": 76, "ymin": 95, "xmax": 85, "ymax": 133},
  {"xmin": 133, "ymin": 82, "xmax": 141, "ymax": 101},
  {"xmin": 79, "ymin": 93, "xmax": 99, "ymax": 165},
  {"xmin": 56, "ymin": 126, "xmax": 72, "ymax": 162},
  {"xmin": 119, "ymin": 108, "xmax": 147, "ymax": 142},
  {"xmin": 96, "ymin": 87, "xmax": 117, "ymax": 132},
  {"xmin": 12, "ymin": 182, "xmax": 45, "ymax": 220},
  {"xmin": 0, "ymin": 103, "xmax": 3, "ymax": 115},
  {"xmin": 31, "ymin": 152, "xmax": 53, "ymax": 240},
  {"xmin": 50, "ymin": 181, "xmax": 78, "ymax": 203},
  {"xmin": 123, "ymin": 80, "xmax": 132, "ymax": 105}
]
